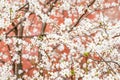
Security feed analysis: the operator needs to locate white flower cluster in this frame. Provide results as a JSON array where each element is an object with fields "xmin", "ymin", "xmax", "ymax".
[
  {"xmin": 0, "ymin": 0, "xmax": 24, "ymax": 28},
  {"xmin": 0, "ymin": 0, "xmax": 120, "ymax": 80},
  {"xmin": 60, "ymin": 1, "xmax": 71, "ymax": 11},
  {"xmin": 0, "ymin": 63, "xmax": 15, "ymax": 80}
]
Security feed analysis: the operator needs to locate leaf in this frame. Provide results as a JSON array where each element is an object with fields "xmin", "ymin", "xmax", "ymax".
[
  {"xmin": 17, "ymin": 15, "xmax": 22, "ymax": 19},
  {"xmin": 95, "ymin": 73, "xmax": 98, "ymax": 76},
  {"xmin": 71, "ymin": 70, "xmax": 75, "ymax": 75},
  {"xmin": 57, "ymin": 2, "xmax": 61, "ymax": 7},
  {"xmin": 61, "ymin": 60, "xmax": 64, "ymax": 62},
  {"xmin": 38, "ymin": 35, "xmax": 43, "ymax": 40},
  {"xmin": 10, "ymin": 8, "xmax": 13, "ymax": 13},
  {"xmin": 83, "ymin": 52, "xmax": 89, "ymax": 57},
  {"xmin": 107, "ymin": 69, "xmax": 111, "ymax": 74},
  {"xmin": 84, "ymin": 67, "xmax": 88, "ymax": 73},
  {"xmin": 99, "ymin": 22, "xmax": 103, "ymax": 26}
]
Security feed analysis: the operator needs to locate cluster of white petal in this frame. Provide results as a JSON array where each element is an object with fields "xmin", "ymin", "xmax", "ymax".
[
  {"xmin": 0, "ymin": 63, "xmax": 16, "ymax": 80},
  {"xmin": 0, "ymin": 0, "xmax": 120, "ymax": 80}
]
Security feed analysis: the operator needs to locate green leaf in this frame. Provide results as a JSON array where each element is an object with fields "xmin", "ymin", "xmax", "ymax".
[
  {"xmin": 61, "ymin": 60, "xmax": 64, "ymax": 62},
  {"xmin": 99, "ymin": 22, "xmax": 103, "ymax": 26},
  {"xmin": 95, "ymin": 73, "xmax": 98, "ymax": 76},
  {"xmin": 71, "ymin": 70, "xmax": 75, "ymax": 75},
  {"xmin": 107, "ymin": 69, "xmax": 111, "ymax": 74},
  {"xmin": 17, "ymin": 15, "xmax": 21, "ymax": 18},
  {"xmin": 83, "ymin": 52, "xmax": 89, "ymax": 57},
  {"xmin": 38, "ymin": 35, "xmax": 43, "ymax": 40},
  {"xmin": 58, "ymin": 2, "xmax": 61, "ymax": 7},
  {"xmin": 84, "ymin": 67, "xmax": 88, "ymax": 73},
  {"xmin": 10, "ymin": 8, "xmax": 13, "ymax": 13}
]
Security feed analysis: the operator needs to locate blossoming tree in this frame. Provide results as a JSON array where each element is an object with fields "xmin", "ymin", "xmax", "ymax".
[{"xmin": 0, "ymin": 0, "xmax": 120, "ymax": 80}]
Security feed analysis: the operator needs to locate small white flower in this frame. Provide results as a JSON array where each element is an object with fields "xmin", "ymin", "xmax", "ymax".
[
  {"xmin": 56, "ymin": 63, "xmax": 60, "ymax": 69},
  {"xmin": 60, "ymin": 68, "xmax": 70, "ymax": 77},
  {"xmin": 60, "ymin": 61, "xmax": 69, "ymax": 69},
  {"xmin": 3, "ymin": 54, "xmax": 8, "ymax": 59},
  {"xmin": 6, "ymin": 38, "xmax": 12, "ymax": 44},
  {"xmin": 33, "ymin": 70, "xmax": 39, "ymax": 77},
  {"xmin": 111, "ymin": 2, "xmax": 117, "ymax": 6},
  {"xmin": 33, "ymin": 28, "xmax": 38, "ymax": 33},
  {"xmin": 41, "ymin": 14, "xmax": 49, "ymax": 23},
  {"xmin": 18, "ymin": 70, "xmax": 23, "ymax": 74},
  {"xmin": 22, "ymin": 54, "xmax": 29, "ymax": 59},
  {"xmin": 61, "ymin": 1, "xmax": 70, "ymax": 10},
  {"xmin": 77, "ymin": 6, "xmax": 84, "ymax": 14},
  {"xmin": 0, "ymin": 52, "xmax": 3, "ymax": 56},
  {"xmin": 49, "ymin": 72, "xmax": 58, "ymax": 79},
  {"xmin": 105, "ymin": 3, "xmax": 110, "ymax": 8},
  {"xmin": 56, "ymin": 77, "xmax": 63, "ymax": 80},
  {"xmin": 24, "ymin": 12, "xmax": 30, "ymax": 18},
  {"xmin": 57, "ymin": 44, "xmax": 64, "ymax": 51},
  {"xmin": 64, "ymin": 18, "xmax": 72, "ymax": 26},
  {"xmin": 17, "ymin": 78, "xmax": 22, "ymax": 80}
]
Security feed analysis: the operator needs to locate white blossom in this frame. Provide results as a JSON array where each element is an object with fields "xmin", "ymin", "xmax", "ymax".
[
  {"xmin": 0, "ymin": 0, "xmax": 120, "ymax": 80},
  {"xmin": 64, "ymin": 18, "xmax": 72, "ymax": 26},
  {"xmin": 60, "ymin": 1, "xmax": 70, "ymax": 10}
]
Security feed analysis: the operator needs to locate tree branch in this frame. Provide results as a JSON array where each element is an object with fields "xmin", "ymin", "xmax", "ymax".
[
  {"xmin": 16, "ymin": 3, "xmax": 29, "ymax": 12},
  {"xmin": 5, "ymin": 18, "xmax": 26, "ymax": 37},
  {"xmin": 95, "ymin": 52, "xmax": 117, "ymax": 74},
  {"xmin": 90, "ymin": 57, "xmax": 120, "ymax": 67},
  {"xmin": 68, "ymin": 0, "xmax": 96, "ymax": 32},
  {"xmin": 40, "ymin": 0, "xmax": 58, "ymax": 35}
]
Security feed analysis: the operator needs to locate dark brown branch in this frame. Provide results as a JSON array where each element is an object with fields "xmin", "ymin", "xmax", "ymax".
[
  {"xmin": 15, "ymin": 25, "xmax": 24, "ymax": 79},
  {"xmin": 18, "ymin": 25, "xmax": 24, "ymax": 38},
  {"xmin": 15, "ymin": 11, "xmax": 29, "ymax": 80},
  {"xmin": 68, "ymin": 0, "xmax": 96, "ymax": 32},
  {"xmin": 17, "ymin": 3, "xmax": 29, "ymax": 12},
  {"xmin": 112, "ymin": 34, "xmax": 120, "ymax": 38},
  {"xmin": 95, "ymin": 52, "xmax": 117, "ymax": 74},
  {"xmin": 104, "ymin": 61, "xmax": 120, "ymax": 67},
  {"xmin": 10, "ymin": 3, "xmax": 29, "ymax": 79},
  {"xmin": 40, "ymin": 0, "xmax": 58, "ymax": 35},
  {"xmin": 87, "ymin": 0, "xmax": 96, "ymax": 7},
  {"xmin": 47, "ymin": 0, "xmax": 58, "ymax": 14},
  {"xmin": 6, "ymin": 2, "xmax": 29, "ymax": 52},
  {"xmin": 5, "ymin": 18, "xmax": 26, "ymax": 37},
  {"xmin": 13, "ymin": 21, "xmax": 19, "ymax": 78},
  {"xmin": 46, "ymin": 0, "xmax": 52, "ymax": 5},
  {"xmin": 41, "ymin": 23, "xmax": 47, "ymax": 35},
  {"xmin": 6, "ymin": 35, "xmax": 38, "ymax": 38},
  {"xmin": 85, "ymin": 4, "xmax": 120, "ymax": 19},
  {"xmin": 90, "ymin": 57, "xmax": 120, "ymax": 67}
]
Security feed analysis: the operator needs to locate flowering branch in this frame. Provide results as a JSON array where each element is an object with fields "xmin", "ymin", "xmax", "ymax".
[
  {"xmin": 41, "ymin": 0, "xmax": 58, "ymax": 35},
  {"xmin": 16, "ymin": 2, "xmax": 29, "ymax": 12},
  {"xmin": 5, "ymin": 18, "xmax": 26, "ymax": 37},
  {"xmin": 91, "ymin": 58, "xmax": 120, "ymax": 67},
  {"xmin": 95, "ymin": 52, "xmax": 117, "ymax": 74},
  {"xmin": 68, "ymin": 0, "xmax": 96, "ymax": 32},
  {"xmin": 85, "ymin": 3, "xmax": 120, "ymax": 19}
]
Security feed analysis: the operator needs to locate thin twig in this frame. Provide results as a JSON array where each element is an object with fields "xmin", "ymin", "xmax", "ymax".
[
  {"xmin": 17, "ymin": 3, "xmax": 29, "ymax": 12},
  {"xmin": 46, "ymin": 0, "xmax": 52, "ymax": 5},
  {"xmin": 85, "ymin": 4, "xmax": 120, "ymax": 19},
  {"xmin": 40, "ymin": 0, "xmax": 58, "ymax": 35},
  {"xmin": 90, "ymin": 57, "xmax": 120, "ymax": 67},
  {"xmin": 5, "ymin": 18, "xmax": 26, "ymax": 37},
  {"xmin": 95, "ymin": 52, "xmax": 117, "ymax": 74},
  {"xmin": 112, "ymin": 34, "xmax": 120, "ymax": 38},
  {"xmin": 68, "ymin": 0, "xmax": 96, "ymax": 33},
  {"xmin": 47, "ymin": 0, "xmax": 58, "ymax": 14}
]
